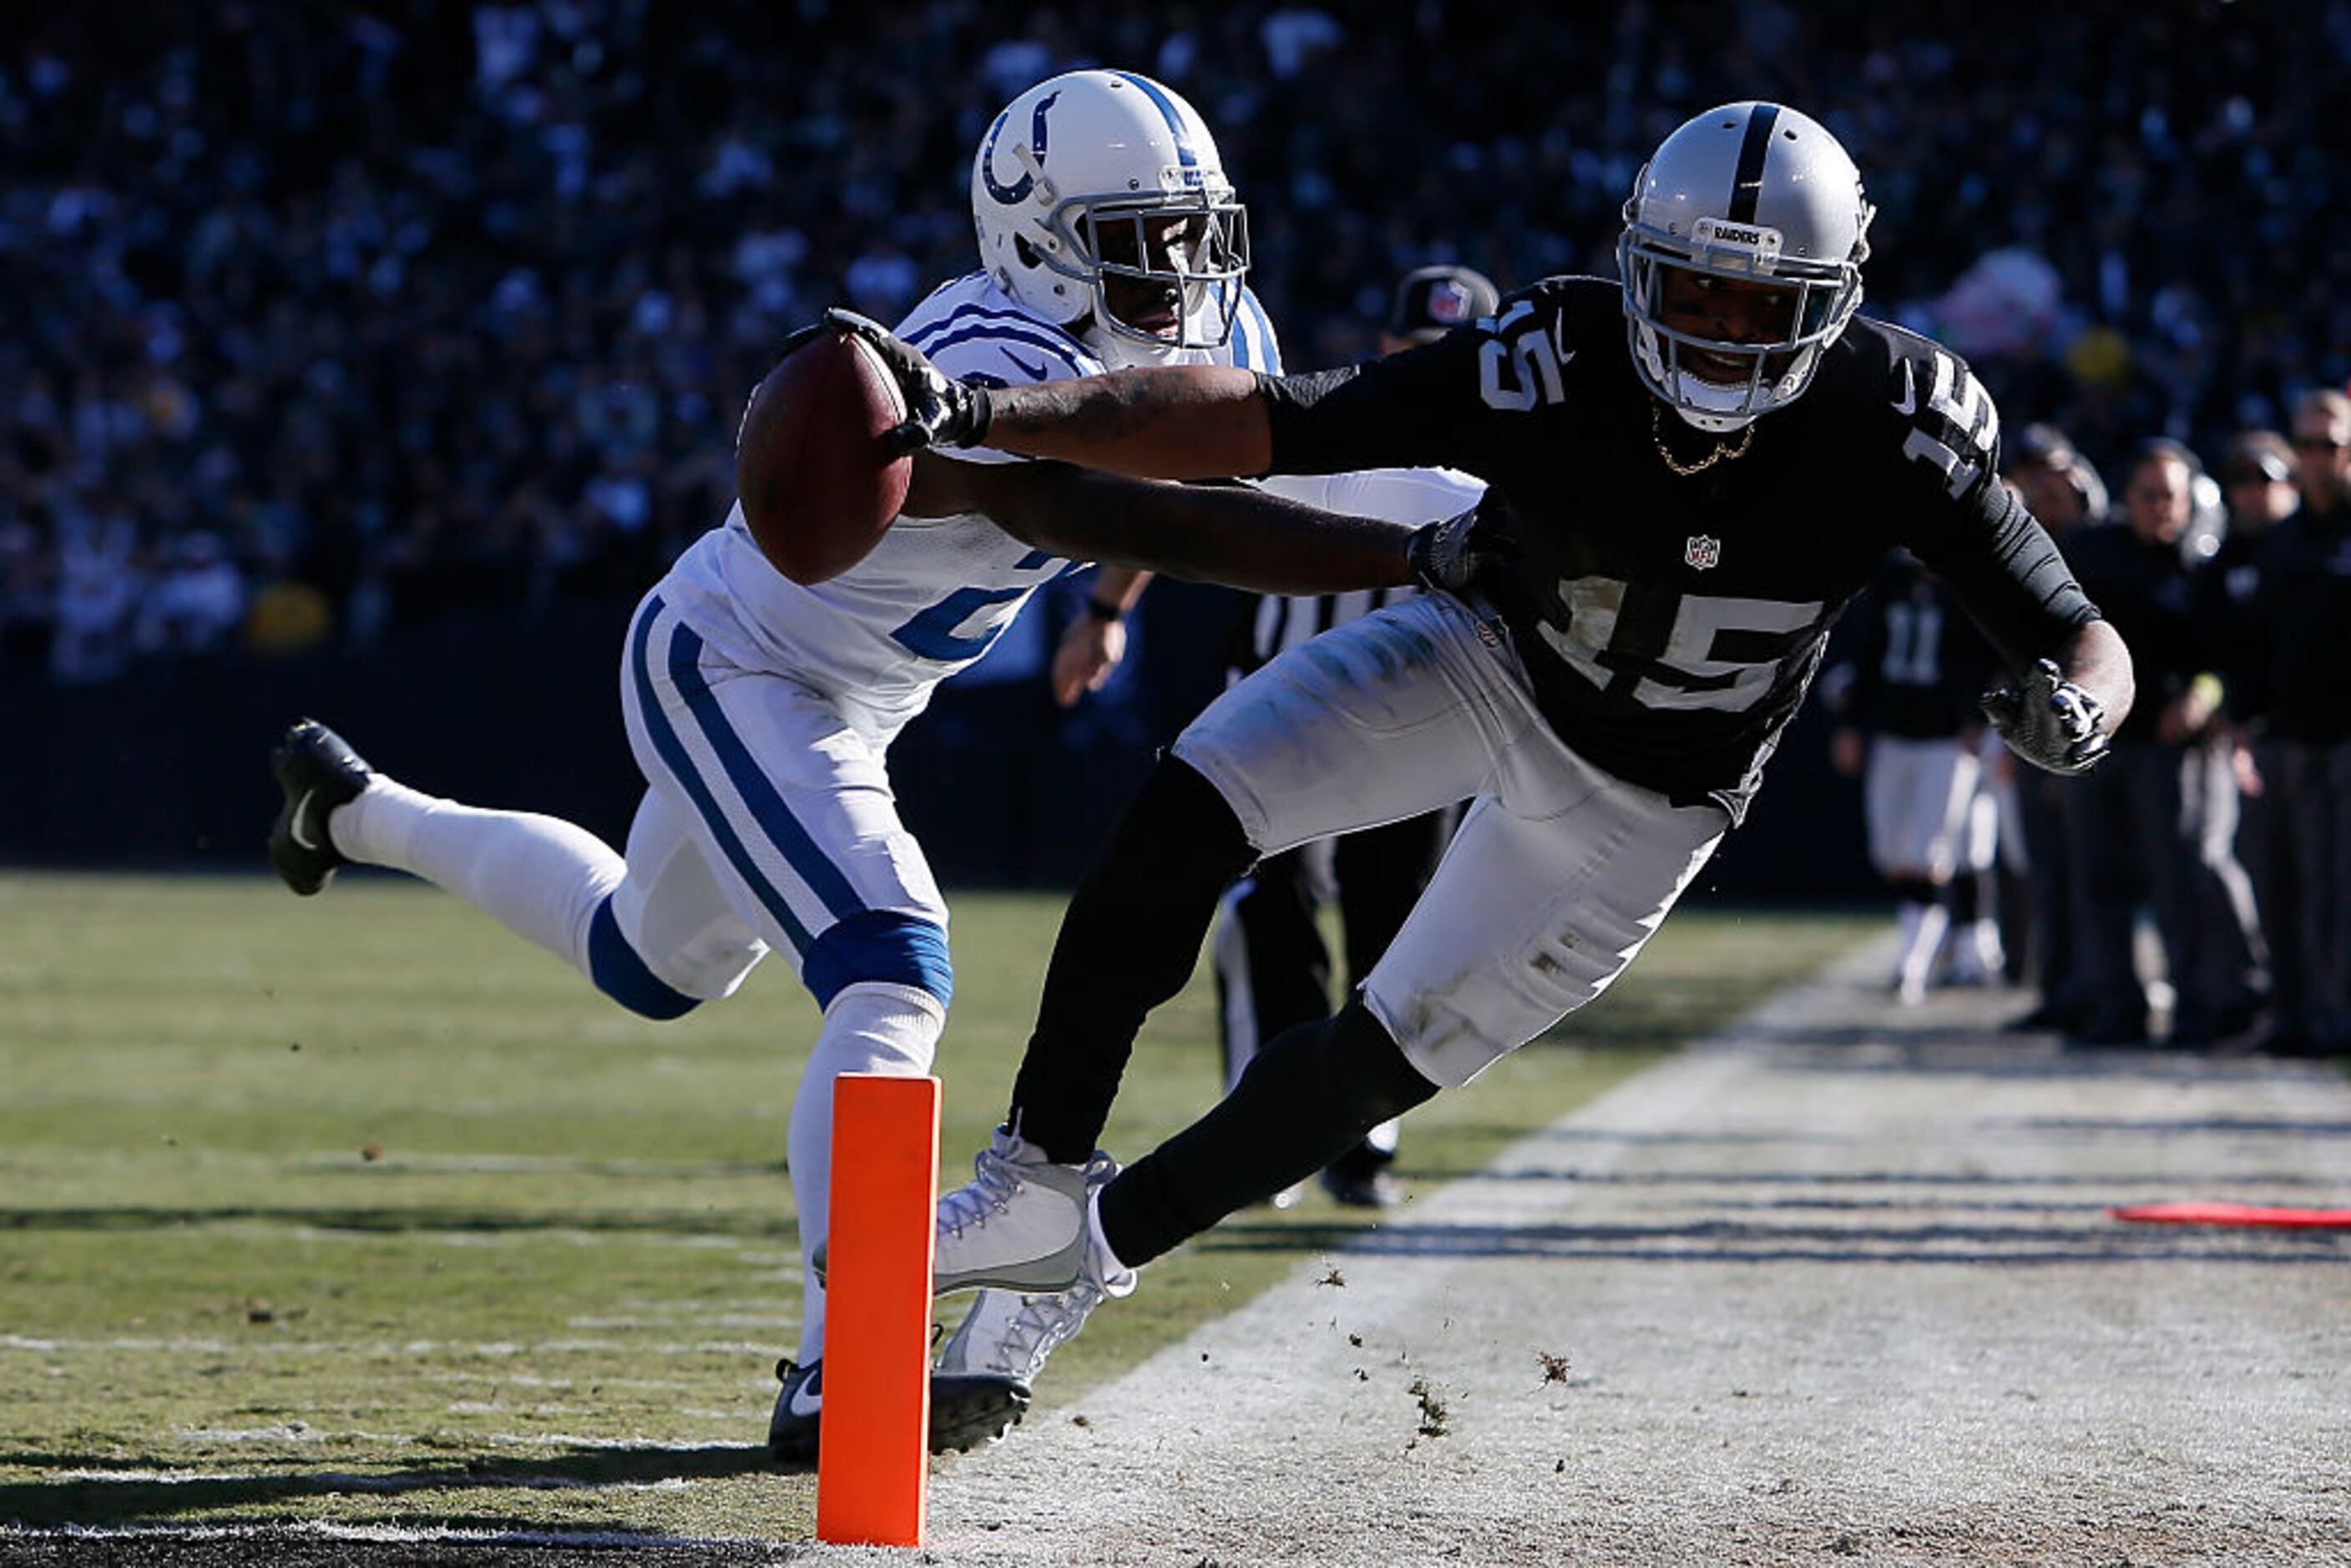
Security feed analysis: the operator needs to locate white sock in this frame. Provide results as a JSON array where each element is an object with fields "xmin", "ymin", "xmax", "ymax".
[
  {"xmin": 788, "ymin": 980, "xmax": 946, "ymax": 1364},
  {"xmin": 1085, "ymin": 1187, "xmax": 1138, "ymax": 1294},
  {"xmin": 1970, "ymin": 918, "xmax": 2005, "ymax": 976},
  {"xmin": 1895, "ymin": 898, "xmax": 1948, "ymax": 999},
  {"xmin": 329, "ymin": 776, "xmax": 623, "ymax": 974}
]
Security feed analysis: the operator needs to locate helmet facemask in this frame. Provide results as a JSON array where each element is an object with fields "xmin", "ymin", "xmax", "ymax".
[
  {"xmin": 1616, "ymin": 103, "xmax": 1875, "ymax": 432},
  {"xmin": 1046, "ymin": 191, "xmax": 1250, "ymax": 353},
  {"xmin": 1620, "ymin": 218, "xmax": 1863, "ymax": 431}
]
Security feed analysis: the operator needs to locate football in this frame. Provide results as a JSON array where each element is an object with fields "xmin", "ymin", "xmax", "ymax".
[{"xmin": 735, "ymin": 328, "xmax": 913, "ymax": 584}]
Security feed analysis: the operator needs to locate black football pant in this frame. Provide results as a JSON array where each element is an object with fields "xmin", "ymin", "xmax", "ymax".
[
  {"xmin": 1007, "ymin": 756, "xmax": 1442, "ymax": 1264},
  {"xmin": 2065, "ymin": 739, "xmax": 2261, "ymax": 1037},
  {"xmin": 1213, "ymin": 807, "xmax": 1455, "ymax": 1176}
]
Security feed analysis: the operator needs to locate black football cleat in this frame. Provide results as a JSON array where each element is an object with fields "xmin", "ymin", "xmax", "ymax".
[
  {"xmin": 766, "ymin": 1353, "xmax": 1032, "ymax": 1464},
  {"xmin": 767, "ymin": 1357, "xmax": 824, "ymax": 1465},
  {"xmin": 267, "ymin": 719, "xmax": 373, "ymax": 895},
  {"xmin": 928, "ymin": 1368, "xmax": 1031, "ymax": 1454}
]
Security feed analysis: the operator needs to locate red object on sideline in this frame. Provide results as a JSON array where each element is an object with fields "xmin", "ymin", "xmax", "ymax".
[{"xmin": 2110, "ymin": 1201, "xmax": 2351, "ymax": 1228}]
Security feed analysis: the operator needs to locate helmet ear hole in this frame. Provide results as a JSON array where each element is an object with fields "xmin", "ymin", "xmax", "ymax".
[{"xmin": 1013, "ymin": 235, "xmax": 1040, "ymax": 270}]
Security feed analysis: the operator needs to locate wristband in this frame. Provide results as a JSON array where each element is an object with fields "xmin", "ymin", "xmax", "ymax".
[{"xmin": 1085, "ymin": 596, "xmax": 1127, "ymax": 624}]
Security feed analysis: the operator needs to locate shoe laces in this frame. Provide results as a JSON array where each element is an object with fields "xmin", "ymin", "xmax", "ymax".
[
  {"xmin": 936, "ymin": 1140, "xmax": 1118, "ymax": 1239},
  {"xmin": 938, "ymin": 1139, "xmax": 1028, "ymax": 1237},
  {"xmin": 991, "ymin": 1278, "xmax": 1108, "ymax": 1379}
]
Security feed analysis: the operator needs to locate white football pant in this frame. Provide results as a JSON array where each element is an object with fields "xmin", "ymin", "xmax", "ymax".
[{"xmin": 1175, "ymin": 593, "xmax": 1727, "ymax": 1090}]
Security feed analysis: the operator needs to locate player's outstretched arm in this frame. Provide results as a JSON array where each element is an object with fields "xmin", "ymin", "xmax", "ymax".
[
  {"xmin": 942, "ymin": 458, "xmax": 1413, "ymax": 596},
  {"xmin": 828, "ymin": 308, "xmax": 1272, "ymax": 479}
]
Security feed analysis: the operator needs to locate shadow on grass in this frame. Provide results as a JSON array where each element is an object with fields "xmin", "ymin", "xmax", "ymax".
[
  {"xmin": 1448, "ymin": 1165, "xmax": 2350, "ymax": 1190},
  {"xmin": 0, "ymin": 1442, "xmax": 786, "ymax": 1529},
  {"xmin": 1760, "ymin": 1031, "xmax": 2351, "ymax": 1083},
  {"xmin": 1198, "ymin": 1214, "xmax": 2351, "ymax": 1267}
]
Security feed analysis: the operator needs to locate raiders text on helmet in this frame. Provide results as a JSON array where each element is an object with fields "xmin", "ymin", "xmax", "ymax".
[
  {"xmin": 971, "ymin": 69, "xmax": 1250, "ymax": 359},
  {"xmin": 1619, "ymin": 102, "xmax": 1874, "ymax": 431}
]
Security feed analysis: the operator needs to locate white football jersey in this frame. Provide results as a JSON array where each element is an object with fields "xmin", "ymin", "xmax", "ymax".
[{"xmin": 655, "ymin": 271, "xmax": 1282, "ymax": 741}]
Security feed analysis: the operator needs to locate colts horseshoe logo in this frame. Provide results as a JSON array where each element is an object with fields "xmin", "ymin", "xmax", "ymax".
[{"xmin": 980, "ymin": 92, "xmax": 1060, "ymax": 205}]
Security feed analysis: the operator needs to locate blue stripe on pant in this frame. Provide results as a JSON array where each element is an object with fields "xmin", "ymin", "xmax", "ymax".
[
  {"xmin": 586, "ymin": 896, "xmax": 701, "ymax": 1019},
  {"xmin": 627, "ymin": 597, "xmax": 954, "ymax": 1013},
  {"xmin": 663, "ymin": 620, "xmax": 866, "ymax": 920},
  {"xmin": 628, "ymin": 599, "xmax": 819, "ymax": 953}
]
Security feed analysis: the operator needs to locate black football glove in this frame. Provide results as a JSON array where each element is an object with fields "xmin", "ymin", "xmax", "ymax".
[
  {"xmin": 823, "ymin": 307, "xmax": 993, "ymax": 454},
  {"xmin": 1406, "ymin": 494, "xmax": 1519, "ymax": 594},
  {"xmin": 1982, "ymin": 658, "xmax": 2111, "ymax": 775}
]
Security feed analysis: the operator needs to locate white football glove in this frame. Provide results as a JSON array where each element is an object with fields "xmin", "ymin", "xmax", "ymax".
[{"xmin": 1982, "ymin": 658, "xmax": 2111, "ymax": 775}]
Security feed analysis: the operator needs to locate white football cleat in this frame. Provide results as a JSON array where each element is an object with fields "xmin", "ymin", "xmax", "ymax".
[
  {"xmin": 933, "ymin": 1239, "xmax": 1134, "ymax": 1416},
  {"xmin": 933, "ymin": 1127, "xmax": 1120, "ymax": 1296}
]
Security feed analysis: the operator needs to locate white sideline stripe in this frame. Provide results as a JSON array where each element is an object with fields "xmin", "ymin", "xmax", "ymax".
[
  {"xmin": 177, "ymin": 1425, "xmax": 331, "ymax": 1443},
  {"xmin": 281, "ymin": 1151, "xmax": 781, "ymax": 1175},
  {"xmin": 483, "ymin": 1432, "xmax": 741, "ymax": 1451},
  {"xmin": 4, "ymin": 1335, "xmax": 776, "ymax": 1357},
  {"xmin": 11, "ymin": 1149, "xmax": 779, "ymax": 1177},
  {"xmin": 53, "ymin": 1469, "xmax": 671, "ymax": 1493},
  {"xmin": 1, "ymin": 1520, "xmax": 753, "ymax": 1548}
]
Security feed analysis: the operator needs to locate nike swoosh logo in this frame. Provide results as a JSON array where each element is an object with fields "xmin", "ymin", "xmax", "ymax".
[
  {"xmin": 1890, "ymin": 359, "xmax": 1916, "ymax": 417},
  {"xmin": 1004, "ymin": 350, "xmax": 1049, "ymax": 382},
  {"xmin": 289, "ymin": 790, "xmax": 321, "ymax": 852},
  {"xmin": 787, "ymin": 1367, "xmax": 823, "ymax": 1419}
]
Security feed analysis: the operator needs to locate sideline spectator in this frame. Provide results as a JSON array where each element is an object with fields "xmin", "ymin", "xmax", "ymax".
[
  {"xmin": 2205, "ymin": 430, "xmax": 2300, "ymax": 1049},
  {"xmin": 2062, "ymin": 440, "xmax": 2263, "ymax": 1046},
  {"xmin": 2231, "ymin": 392, "xmax": 2351, "ymax": 1055},
  {"xmin": 2000, "ymin": 426, "xmax": 2109, "ymax": 1031}
]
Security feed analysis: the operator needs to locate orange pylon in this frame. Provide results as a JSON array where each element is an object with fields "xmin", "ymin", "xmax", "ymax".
[{"xmin": 816, "ymin": 1073, "xmax": 939, "ymax": 1546}]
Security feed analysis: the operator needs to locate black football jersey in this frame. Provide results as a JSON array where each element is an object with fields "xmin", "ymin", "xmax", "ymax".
[{"xmin": 1259, "ymin": 276, "xmax": 2096, "ymax": 819}]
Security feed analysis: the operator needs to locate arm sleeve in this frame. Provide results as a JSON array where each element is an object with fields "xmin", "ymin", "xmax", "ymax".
[
  {"xmin": 1258, "ymin": 326, "xmax": 1495, "ymax": 477},
  {"xmin": 1914, "ymin": 481, "xmax": 2101, "ymax": 675}
]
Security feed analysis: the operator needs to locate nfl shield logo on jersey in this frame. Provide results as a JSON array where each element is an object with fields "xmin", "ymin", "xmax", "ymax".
[{"xmin": 1684, "ymin": 534, "xmax": 1722, "ymax": 570}]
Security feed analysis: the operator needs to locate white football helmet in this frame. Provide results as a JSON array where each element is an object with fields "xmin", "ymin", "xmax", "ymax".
[
  {"xmin": 1619, "ymin": 102, "xmax": 1874, "ymax": 431},
  {"xmin": 972, "ymin": 69, "xmax": 1250, "ymax": 362}
]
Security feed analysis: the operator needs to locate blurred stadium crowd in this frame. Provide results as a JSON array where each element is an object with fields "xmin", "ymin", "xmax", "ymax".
[{"xmin": 2, "ymin": 0, "xmax": 2345, "ymax": 684}]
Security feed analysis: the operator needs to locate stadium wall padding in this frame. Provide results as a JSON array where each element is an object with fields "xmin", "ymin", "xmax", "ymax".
[{"xmin": 0, "ymin": 591, "xmax": 1871, "ymax": 904}]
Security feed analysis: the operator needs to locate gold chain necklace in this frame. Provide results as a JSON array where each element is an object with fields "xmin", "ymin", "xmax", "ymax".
[{"xmin": 1651, "ymin": 402, "xmax": 1754, "ymax": 476}]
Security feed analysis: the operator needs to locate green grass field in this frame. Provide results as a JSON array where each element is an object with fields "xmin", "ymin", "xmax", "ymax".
[{"xmin": 0, "ymin": 872, "xmax": 1869, "ymax": 1541}]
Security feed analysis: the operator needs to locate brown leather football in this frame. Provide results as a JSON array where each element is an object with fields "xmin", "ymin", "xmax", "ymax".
[{"xmin": 735, "ymin": 330, "xmax": 913, "ymax": 584}]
